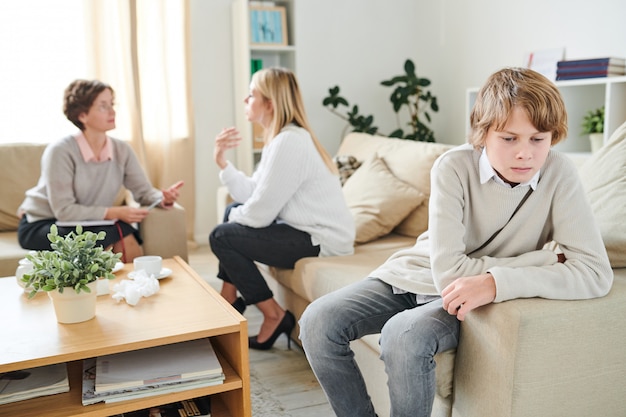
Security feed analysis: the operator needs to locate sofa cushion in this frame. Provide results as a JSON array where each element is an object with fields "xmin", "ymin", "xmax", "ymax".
[
  {"xmin": 333, "ymin": 154, "xmax": 362, "ymax": 186},
  {"xmin": 0, "ymin": 143, "xmax": 46, "ymax": 231},
  {"xmin": 578, "ymin": 121, "xmax": 626, "ymax": 267},
  {"xmin": 336, "ymin": 133, "xmax": 454, "ymax": 238},
  {"xmin": 343, "ymin": 154, "xmax": 425, "ymax": 243}
]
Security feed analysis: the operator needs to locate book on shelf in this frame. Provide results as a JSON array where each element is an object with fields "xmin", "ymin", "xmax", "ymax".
[
  {"xmin": 0, "ymin": 363, "xmax": 69, "ymax": 405},
  {"xmin": 556, "ymin": 71, "xmax": 625, "ymax": 81},
  {"xmin": 557, "ymin": 57, "xmax": 626, "ymax": 68},
  {"xmin": 556, "ymin": 64, "xmax": 625, "ymax": 74},
  {"xmin": 120, "ymin": 394, "xmax": 211, "ymax": 416},
  {"xmin": 82, "ymin": 358, "xmax": 224, "ymax": 405},
  {"xmin": 251, "ymin": 58, "xmax": 263, "ymax": 77},
  {"xmin": 95, "ymin": 338, "xmax": 223, "ymax": 393}
]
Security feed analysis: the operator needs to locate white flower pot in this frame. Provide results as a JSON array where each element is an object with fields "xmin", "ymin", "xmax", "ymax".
[
  {"xmin": 589, "ymin": 133, "xmax": 604, "ymax": 153},
  {"xmin": 48, "ymin": 281, "xmax": 98, "ymax": 324}
]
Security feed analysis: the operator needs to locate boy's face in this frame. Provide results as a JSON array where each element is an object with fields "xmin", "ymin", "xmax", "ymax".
[{"xmin": 484, "ymin": 106, "xmax": 552, "ymax": 186}]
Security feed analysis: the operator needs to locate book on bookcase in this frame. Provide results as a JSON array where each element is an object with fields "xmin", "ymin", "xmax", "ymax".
[
  {"xmin": 121, "ymin": 394, "xmax": 211, "ymax": 416},
  {"xmin": 95, "ymin": 338, "xmax": 223, "ymax": 393},
  {"xmin": 557, "ymin": 57, "xmax": 625, "ymax": 68}
]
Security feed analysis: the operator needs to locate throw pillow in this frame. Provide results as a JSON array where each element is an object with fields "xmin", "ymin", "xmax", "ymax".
[
  {"xmin": 342, "ymin": 154, "xmax": 425, "ymax": 244},
  {"xmin": 578, "ymin": 120, "xmax": 626, "ymax": 267},
  {"xmin": 333, "ymin": 155, "xmax": 362, "ymax": 186}
]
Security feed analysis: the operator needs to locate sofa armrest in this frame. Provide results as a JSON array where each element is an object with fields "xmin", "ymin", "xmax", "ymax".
[
  {"xmin": 216, "ymin": 185, "xmax": 233, "ymax": 225},
  {"xmin": 140, "ymin": 203, "xmax": 188, "ymax": 262},
  {"xmin": 452, "ymin": 274, "xmax": 626, "ymax": 417}
]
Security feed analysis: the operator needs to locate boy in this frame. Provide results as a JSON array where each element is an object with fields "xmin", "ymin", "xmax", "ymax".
[{"xmin": 299, "ymin": 67, "xmax": 613, "ymax": 417}]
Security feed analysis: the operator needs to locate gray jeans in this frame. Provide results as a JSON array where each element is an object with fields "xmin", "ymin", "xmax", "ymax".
[{"xmin": 299, "ymin": 278, "xmax": 460, "ymax": 417}]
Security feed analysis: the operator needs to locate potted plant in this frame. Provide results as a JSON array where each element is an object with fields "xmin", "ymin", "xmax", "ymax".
[
  {"xmin": 322, "ymin": 58, "xmax": 439, "ymax": 142},
  {"xmin": 582, "ymin": 106, "xmax": 605, "ymax": 153},
  {"xmin": 22, "ymin": 224, "xmax": 121, "ymax": 323}
]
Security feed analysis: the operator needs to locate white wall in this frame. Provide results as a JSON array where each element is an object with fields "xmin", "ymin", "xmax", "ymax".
[{"xmin": 190, "ymin": 0, "xmax": 626, "ymax": 241}]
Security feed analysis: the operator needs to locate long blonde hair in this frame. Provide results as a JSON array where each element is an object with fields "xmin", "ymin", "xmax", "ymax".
[{"xmin": 252, "ymin": 67, "xmax": 338, "ymax": 175}]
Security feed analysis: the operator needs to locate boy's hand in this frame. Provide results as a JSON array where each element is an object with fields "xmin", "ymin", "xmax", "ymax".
[{"xmin": 441, "ymin": 273, "xmax": 496, "ymax": 321}]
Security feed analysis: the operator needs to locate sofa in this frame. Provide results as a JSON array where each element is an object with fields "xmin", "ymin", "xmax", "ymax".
[
  {"xmin": 220, "ymin": 123, "xmax": 626, "ymax": 417},
  {"xmin": 0, "ymin": 143, "xmax": 188, "ymax": 277}
]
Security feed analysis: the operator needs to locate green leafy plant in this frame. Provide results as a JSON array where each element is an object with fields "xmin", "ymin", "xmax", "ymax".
[
  {"xmin": 322, "ymin": 59, "xmax": 439, "ymax": 142},
  {"xmin": 582, "ymin": 106, "xmax": 605, "ymax": 134},
  {"xmin": 22, "ymin": 224, "xmax": 121, "ymax": 299}
]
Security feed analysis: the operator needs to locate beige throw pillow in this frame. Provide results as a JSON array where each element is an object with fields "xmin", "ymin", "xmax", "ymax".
[
  {"xmin": 343, "ymin": 154, "xmax": 425, "ymax": 244},
  {"xmin": 578, "ymin": 121, "xmax": 626, "ymax": 267}
]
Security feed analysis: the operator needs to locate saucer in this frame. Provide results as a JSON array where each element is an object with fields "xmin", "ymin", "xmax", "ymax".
[
  {"xmin": 112, "ymin": 262, "xmax": 124, "ymax": 273},
  {"xmin": 128, "ymin": 268, "xmax": 172, "ymax": 280}
]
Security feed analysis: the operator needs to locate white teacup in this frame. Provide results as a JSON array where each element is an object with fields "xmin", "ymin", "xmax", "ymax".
[{"xmin": 133, "ymin": 255, "xmax": 162, "ymax": 277}]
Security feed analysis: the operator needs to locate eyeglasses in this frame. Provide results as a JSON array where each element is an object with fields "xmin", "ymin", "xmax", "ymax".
[{"xmin": 95, "ymin": 103, "xmax": 116, "ymax": 113}]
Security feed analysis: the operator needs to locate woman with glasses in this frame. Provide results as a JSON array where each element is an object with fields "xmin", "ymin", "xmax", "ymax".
[{"xmin": 17, "ymin": 79, "xmax": 183, "ymax": 262}]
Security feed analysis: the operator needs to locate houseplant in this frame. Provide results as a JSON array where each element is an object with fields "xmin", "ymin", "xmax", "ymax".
[
  {"xmin": 322, "ymin": 59, "xmax": 439, "ymax": 142},
  {"xmin": 582, "ymin": 105, "xmax": 605, "ymax": 153},
  {"xmin": 22, "ymin": 224, "xmax": 121, "ymax": 323}
]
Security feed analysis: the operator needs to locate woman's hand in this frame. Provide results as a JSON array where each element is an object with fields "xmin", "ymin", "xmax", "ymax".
[
  {"xmin": 441, "ymin": 273, "xmax": 496, "ymax": 321},
  {"xmin": 214, "ymin": 127, "xmax": 242, "ymax": 169},
  {"xmin": 106, "ymin": 206, "xmax": 149, "ymax": 224},
  {"xmin": 161, "ymin": 180, "xmax": 184, "ymax": 208}
]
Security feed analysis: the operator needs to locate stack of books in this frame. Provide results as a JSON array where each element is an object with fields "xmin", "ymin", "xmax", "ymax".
[
  {"xmin": 0, "ymin": 363, "xmax": 69, "ymax": 405},
  {"xmin": 82, "ymin": 338, "xmax": 224, "ymax": 405},
  {"xmin": 112, "ymin": 395, "xmax": 211, "ymax": 416},
  {"xmin": 556, "ymin": 57, "xmax": 626, "ymax": 80}
]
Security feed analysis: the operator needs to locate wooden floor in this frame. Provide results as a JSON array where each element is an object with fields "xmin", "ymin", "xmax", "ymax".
[{"xmin": 188, "ymin": 244, "xmax": 334, "ymax": 416}]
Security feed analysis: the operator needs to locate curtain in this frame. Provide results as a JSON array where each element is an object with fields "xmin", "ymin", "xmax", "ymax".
[{"xmin": 86, "ymin": 0, "xmax": 195, "ymax": 242}]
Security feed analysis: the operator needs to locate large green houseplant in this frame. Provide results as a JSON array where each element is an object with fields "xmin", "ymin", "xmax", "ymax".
[
  {"xmin": 22, "ymin": 224, "xmax": 121, "ymax": 323},
  {"xmin": 322, "ymin": 59, "xmax": 439, "ymax": 142}
]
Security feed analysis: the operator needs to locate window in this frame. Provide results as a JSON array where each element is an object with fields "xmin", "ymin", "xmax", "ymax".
[{"xmin": 0, "ymin": 1, "xmax": 90, "ymax": 143}]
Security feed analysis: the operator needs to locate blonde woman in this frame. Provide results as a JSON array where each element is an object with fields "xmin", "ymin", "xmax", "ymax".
[{"xmin": 210, "ymin": 67, "xmax": 355, "ymax": 350}]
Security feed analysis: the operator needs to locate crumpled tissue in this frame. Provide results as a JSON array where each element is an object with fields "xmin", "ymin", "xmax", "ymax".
[{"xmin": 112, "ymin": 270, "xmax": 160, "ymax": 305}]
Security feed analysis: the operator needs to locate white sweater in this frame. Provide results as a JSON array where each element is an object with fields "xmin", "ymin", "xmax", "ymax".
[
  {"xmin": 371, "ymin": 144, "xmax": 613, "ymax": 302},
  {"xmin": 219, "ymin": 125, "xmax": 355, "ymax": 257}
]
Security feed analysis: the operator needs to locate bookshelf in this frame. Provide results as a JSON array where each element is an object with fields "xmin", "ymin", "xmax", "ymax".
[
  {"xmin": 0, "ymin": 257, "xmax": 251, "ymax": 417},
  {"xmin": 466, "ymin": 75, "xmax": 626, "ymax": 154},
  {"xmin": 232, "ymin": 0, "xmax": 296, "ymax": 173}
]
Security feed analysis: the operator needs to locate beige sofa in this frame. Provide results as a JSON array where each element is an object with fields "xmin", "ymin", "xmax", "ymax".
[
  {"xmin": 0, "ymin": 143, "xmax": 188, "ymax": 277},
  {"xmin": 216, "ymin": 126, "xmax": 626, "ymax": 417}
]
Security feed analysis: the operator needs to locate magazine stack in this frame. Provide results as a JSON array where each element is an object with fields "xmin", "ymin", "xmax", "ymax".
[
  {"xmin": 0, "ymin": 363, "xmax": 69, "ymax": 405},
  {"xmin": 82, "ymin": 338, "xmax": 224, "ymax": 406}
]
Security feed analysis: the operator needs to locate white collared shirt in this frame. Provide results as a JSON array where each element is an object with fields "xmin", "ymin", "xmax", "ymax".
[{"xmin": 479, "ymin": 147, "xmax": 539, "ymax": 190}]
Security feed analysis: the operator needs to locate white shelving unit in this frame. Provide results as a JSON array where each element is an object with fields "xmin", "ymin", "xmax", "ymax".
[
  {"xmin": 466, "ymin": 75, "xmax": 626, "ymax": 154},
  {"xmin": 231, "ymin": 0, "xmax": 296, "ymax": 174}
]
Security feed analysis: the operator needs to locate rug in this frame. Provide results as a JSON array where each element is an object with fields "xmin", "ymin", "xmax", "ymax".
[{"xmin": 249, "ymin": 367, "xmax": 291, "ymax": 417}]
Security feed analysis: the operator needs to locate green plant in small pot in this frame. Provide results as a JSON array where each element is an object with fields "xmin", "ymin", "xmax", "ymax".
[
  {"xmin": 22, "ymin": 224, "xmax": 121, "ymax": 323},
  {"xmin": 582, "ymin": 106, "xmax": 605, "ymax": 153}
]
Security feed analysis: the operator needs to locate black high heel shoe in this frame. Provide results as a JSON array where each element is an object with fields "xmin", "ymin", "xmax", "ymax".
[
  {"xmin": 249, "ymin": 310, "xmax": 295, "ymax": 350},
  {"xmin": 231, "ymin": 297, "xmax": 246, "ymax": 314}
]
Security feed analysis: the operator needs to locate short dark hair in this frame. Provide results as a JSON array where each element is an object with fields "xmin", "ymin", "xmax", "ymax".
[{"xmin": 63, "ymin": 79, "xmax": 114, "ymax": 130}]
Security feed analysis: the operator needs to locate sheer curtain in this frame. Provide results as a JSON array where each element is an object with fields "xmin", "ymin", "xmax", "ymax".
[{"xmin": 86, "ymin": 0, "xmax": 196, "ymax": 241}]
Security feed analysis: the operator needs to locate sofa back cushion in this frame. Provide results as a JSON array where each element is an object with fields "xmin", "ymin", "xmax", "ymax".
[
  {"xmin": 337, "ymin": 133, "xmax": 454, "ymax": 238},
  {"xmin": 578, "ymin": 120, "xmax": 626, "ymax": 267},
  {"xmin": 0, "ymin": 143, "xmax": 47, "ymax": 231}
]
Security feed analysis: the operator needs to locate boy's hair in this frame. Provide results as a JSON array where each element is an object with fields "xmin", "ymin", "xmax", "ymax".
[
  {"xmin": 252, "ymin": 67, "xmax": 338, "ymax": 175},
  {"xmin": 468, "ymin": 67, "xmax": 568, "ymax": 148},
  {"xmin": 63, "ymin": 79, "xmax": 114, "ymax": 131}
]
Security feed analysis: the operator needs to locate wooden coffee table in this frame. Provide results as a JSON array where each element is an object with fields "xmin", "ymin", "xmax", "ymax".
[{"xmin": 0, "ymin": 256, "xmax": 251, "ymax": 417}]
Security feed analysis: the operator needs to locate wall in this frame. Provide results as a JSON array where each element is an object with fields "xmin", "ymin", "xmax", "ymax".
[{"xmin": 190, "ymin": 0, "xmax": 626, "ymax": 241}]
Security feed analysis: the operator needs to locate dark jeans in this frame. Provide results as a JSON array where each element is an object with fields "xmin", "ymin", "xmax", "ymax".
[{"xmin": 209, "ymin": 203, "xmax": 320, "ymax": 305}]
